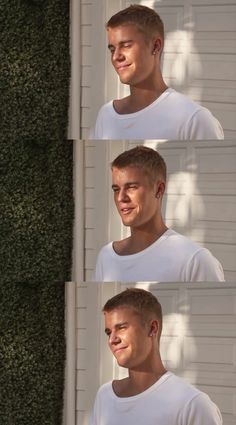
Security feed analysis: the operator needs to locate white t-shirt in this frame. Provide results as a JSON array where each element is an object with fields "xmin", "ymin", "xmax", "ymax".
[
  {"xmin": 91, "ymin": 88, "xmax": 224, "ymax": 140},
  {"xmin": 94, "ymin": 229, "xmax": 225, "ymax": 282},
  {"xmin": 90, "ymin": 371, "xmax": 222, "ymax": 425}
]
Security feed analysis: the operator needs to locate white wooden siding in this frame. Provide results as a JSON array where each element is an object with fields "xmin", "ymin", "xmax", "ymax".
[
  {"xmin": 72, "ymin": 281, "xmax": 236, "ymax": 425},
  {"xmin": 80, "ymin": 0, "xmax": 93, "ymax": 139},
  {"xmin": 81, "ymin": 140, "xmax": 236, "ymax": 281},
  {"xmin": 84, "ymin": 0, "xmax": 236, "ymax": 137}
]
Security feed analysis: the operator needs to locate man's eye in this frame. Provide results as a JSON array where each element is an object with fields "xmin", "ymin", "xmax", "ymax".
[
  {"xmin": 123, "ymin": 43, "xmax": 132, "ymax": 48},
  {"xmin": 112, "ymin": 188, "xmax": 120, "ymax": 193}
]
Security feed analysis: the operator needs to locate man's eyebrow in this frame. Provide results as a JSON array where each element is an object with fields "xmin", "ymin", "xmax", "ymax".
[
  {"xmin": 112, "ymin": 181, "xmax": 140, "ymax": 188},
  {"xmin": 105, "ymin": 321, "xmax": 129, "ymax": 334},
  {"xmin": 108, "ymin": 40, "xmax": 133, "ymax": 49}
]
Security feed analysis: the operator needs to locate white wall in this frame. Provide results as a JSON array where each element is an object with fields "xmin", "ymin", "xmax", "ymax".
[{"xmin": 72, "ymin": 281, "xmax": 236, "ymax": 425}]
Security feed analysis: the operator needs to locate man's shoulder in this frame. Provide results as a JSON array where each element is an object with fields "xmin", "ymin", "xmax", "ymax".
[
  {"xmin": 95, "ymin": 381, "xmax": 114, "ymax": 403},
  {"xmin": 164, "ymin": 373, "xmax": 217, "ymax": 411},
  {"xmin": 166, "ymin": 89, "xmax": 224, "ymax": 138},
  {"xmin": 166, "ymin": 372, "xmax": 200, "ymax": 396},
  {"xmin": 97, "ymin": 100, "xmax": 114, "ymax": 117},
  {"xmin": 166, "ymin": 89, "xmax": 211, "ymax": 118},
  {"xmin": 164, "ymin": 229, "xmax": 203, "ymax": 253},
  {"xmin": 166, "ymin": 88, "xmax": 200, "ymax": 106},
  {"xmin": 97, "ymin": 242, "xmax": 114, "ymax": 257},
  {"xmin": 167, "ymin": 230, "xmax": 224, "ymax": 281},
  {"xmin": 167, "ymin": 374, "xmax": 222, "ymax": 423},
  {"xmin": 166, "ymin": 230, "xmax": 212, "ymax": 260}
]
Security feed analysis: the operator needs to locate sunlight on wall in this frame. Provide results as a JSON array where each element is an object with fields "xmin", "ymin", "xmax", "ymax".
[
  {"xmin": 163, "ymin": 30, "xmax": 202, "ymax": 91},
  {"xmin": 165, "ymin": 172, "xmax": 205, "ymax": 233}
]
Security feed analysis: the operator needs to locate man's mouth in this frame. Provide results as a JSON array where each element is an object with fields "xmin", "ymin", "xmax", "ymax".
[
  {"xmin": 116, "ymin": 64, "xmax": 131, "ymax": 71},
  {"xmin": 120, "ymin": 207, "xmax": 134, "ymax": 215},
  {"xmin": 114, "ymin": 346, "xmax": 128, "ymax": 354}
]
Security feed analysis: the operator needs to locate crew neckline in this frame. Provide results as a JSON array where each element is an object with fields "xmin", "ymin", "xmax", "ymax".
[
  {"xmin": 111, "ymin": 87, "xmax": 174, "ymax": 118},
  {"xmin": 111, "ymin": 228, "xmax": 175, "ymax": 259},
  {"xmin": 110, "ymin": 371, "xmax": 171, "ymax": 401}
]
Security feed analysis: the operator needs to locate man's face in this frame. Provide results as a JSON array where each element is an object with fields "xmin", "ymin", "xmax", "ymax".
[
  {"xmin": 112, "ymin": 166, "xmax": 160, "ymax": 229},
  {"xmin": 107, "ymin": 24, "xmax": 158, "ymax": 86},
  {"xmin": 104, "ymin": 307, "xmax": 152, "ymax": 369}
]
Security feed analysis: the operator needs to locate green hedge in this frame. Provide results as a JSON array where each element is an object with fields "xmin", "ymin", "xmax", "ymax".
[
  {"xmin": 0, "ymin": 138, "xmax": 73, "ymax": 423},
  {"xmin": 0, "ymin": 139, "xmax": 73, "ymax": 284},
  {"xmin": 0, "ymin": 0, "xmax": 70, "ymax": 141},
  {"xmin": 0, "ymin": 282, "xmax": 65, "ymax": 424},
  {"xmin": 0, "ymin": 0, "xmax": 72, "ymax": 423}
]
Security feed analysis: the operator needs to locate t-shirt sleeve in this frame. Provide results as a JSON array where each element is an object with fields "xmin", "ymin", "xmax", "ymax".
[
  {"xmin": 187, "ymin": 248, "xmax": 225, "ymax": 282},
  {"xmin": 182, "ymin": 393, "xmax": 222, "ymax": 425},
  {"xmin": 186, "ymin": 108, "xmax": 224, "ymax": 140}
]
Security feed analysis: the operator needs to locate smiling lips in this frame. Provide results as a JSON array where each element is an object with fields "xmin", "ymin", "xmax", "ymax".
[
  {"xmin": 116, "ymin": 64, "xmax": 131, "ymax": 72},
  {"xmin": 113, "ymin": 346, "xmax": 128, "ymax": 354},
  {"xmin": 120, "ymin": 207, "xmax": 134, "ymax": 215}
]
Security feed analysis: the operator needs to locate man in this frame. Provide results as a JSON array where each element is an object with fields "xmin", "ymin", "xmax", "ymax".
[
  {"xmin": 94, "ymin": 146, "xmax": 224, "ymax": 281},
  {"xmin": 90, "ymin": 288, "xmax": 222, "ymax": 424},
  {"xmin": 92, "ymin": 4, "xmax": 224, "ymax": 140}
]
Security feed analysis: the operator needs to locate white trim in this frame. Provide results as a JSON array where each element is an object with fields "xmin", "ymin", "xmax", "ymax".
[
  {"xmin": 90, "ymin": 4, "xmax": 107, "ymax": 129},
  {"xmin": 72, "ymin": 141, "xmax": 84, "ymax": 282},
  {"xmin": 68, "ymin": 0, "xmax": 81, "ymax": 140},
  {"xmin": 64, "ymin": 281, "xmax": 76, "ymax": 425}
]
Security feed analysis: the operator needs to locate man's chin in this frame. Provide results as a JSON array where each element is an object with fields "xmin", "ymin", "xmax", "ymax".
[
  {"xmin": 121, "ymin": 220, "xmax": 130, "ymax": 227},
  {"xmin": 117, "ymin": 359, "xmax": 129, "ymax": 368},
  {"xmin": 119, "ymin": 77, "xmax": 131, "ymax": 85}
]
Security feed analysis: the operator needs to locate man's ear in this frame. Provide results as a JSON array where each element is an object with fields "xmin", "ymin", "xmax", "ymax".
[
  {"xmin": 155, "ymin": 181, "xmax": 166, "ymax": 199},
  {"xmin": 152, "ymin": 37, "xmax": 163, "ymax": 55},
  {"xmin": 148, "ymin": 319, "xmax": 159, "ymax": 336}
]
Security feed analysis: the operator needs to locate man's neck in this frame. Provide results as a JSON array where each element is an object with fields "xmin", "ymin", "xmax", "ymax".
[
  {"xmin": 113, "ymin": 364, "xmax": 167, "ymax": 397},
  {"xmin": 113, "ymin": 77, "xmax": 168, "ymax": 115},
  {"xmin": 113, "ymin": 221, "xmax": 168, "ymax": 256}
]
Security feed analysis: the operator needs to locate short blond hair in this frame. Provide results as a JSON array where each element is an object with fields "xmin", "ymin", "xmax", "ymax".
[
  {"xmin": 111, "ymin": 145, "xmax": 166, "ymax": 186},
  {"xmin": 106, "ymin": 4, "xmax": 164, "ymax": 41},
  {"xmin": 103, "ymin": 288, "xmax": 162, "ymax": 339}
]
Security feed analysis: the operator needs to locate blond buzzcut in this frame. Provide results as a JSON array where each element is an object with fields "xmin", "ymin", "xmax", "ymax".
[
  {"xmin": 111, "ymin": 145, "xmax": 166, "ymax": 186},
  {"xmin": 106, "ymin": 4, "xmax": 164, "ymax": 42}
]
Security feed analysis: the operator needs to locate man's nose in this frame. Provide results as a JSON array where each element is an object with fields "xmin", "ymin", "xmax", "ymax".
[
  {"xmin": 112, "ymin": 47, "xmax": 124, "ymax": 62},
  {"xmin": 117, "ymin": 188, "xmax": 129, "ymax": 202},
  {"xmin": 109, "ymin": 331, "xmax": 119, "ymax": 345}
]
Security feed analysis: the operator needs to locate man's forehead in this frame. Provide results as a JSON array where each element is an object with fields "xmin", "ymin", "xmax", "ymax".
[
  {"xmin": 107, "ymin": 23, "xmax": 146, "ymax": 41},
  {"xmin": 112, "ymin": 165, "xmax": 145, "ymax": 175},
  {"xmin": 112, "ymin": 165, "xmax": 151, "ymax": 183},
  {"xmin": 104, "ymin": 306, "xmax": 140, "ymax": 323}
]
